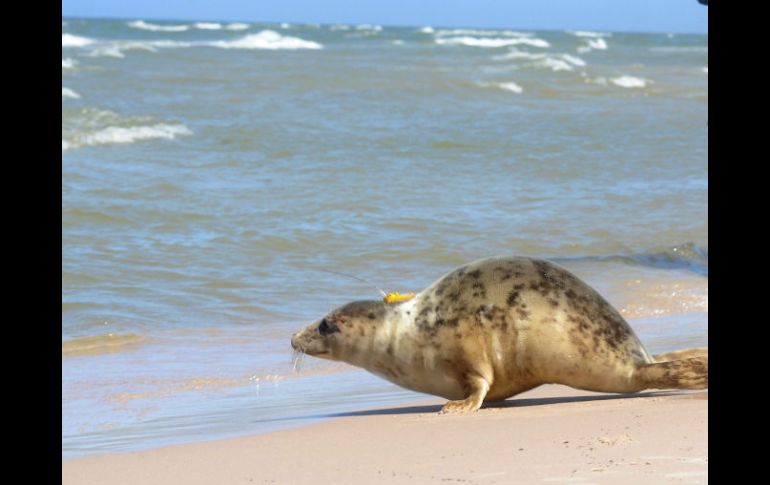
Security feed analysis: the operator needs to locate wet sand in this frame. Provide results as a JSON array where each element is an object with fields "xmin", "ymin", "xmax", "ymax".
[{"xmin": 62, "ymin": 384, "xmax": 708, "ymax": 484}]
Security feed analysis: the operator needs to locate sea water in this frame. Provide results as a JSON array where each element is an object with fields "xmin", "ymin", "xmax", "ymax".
[{"xmin": 62, "ymin": 18, "xmax": 707, "ymax": 457}]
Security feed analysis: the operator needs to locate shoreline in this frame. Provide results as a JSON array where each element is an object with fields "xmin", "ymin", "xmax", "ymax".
[{"xmin": 62, "ymin": 384, "xmax": 707, "ymax": 484}]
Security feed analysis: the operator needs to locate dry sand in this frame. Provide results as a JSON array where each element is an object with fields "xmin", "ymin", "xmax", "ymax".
[{"xmin": 62, "ymin": 384, "xmax": 707, "ymax": 484}]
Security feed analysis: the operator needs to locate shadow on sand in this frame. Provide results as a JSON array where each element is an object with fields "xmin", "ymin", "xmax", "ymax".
[{"xmin": 260, "ymin": 389, "xmax": 708, "ymax": 426}]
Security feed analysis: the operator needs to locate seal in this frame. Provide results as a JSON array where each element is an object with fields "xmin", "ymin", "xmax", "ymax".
[{"xmin": 290, "ymin": 256, "xmax": 708, "ymax": 413}]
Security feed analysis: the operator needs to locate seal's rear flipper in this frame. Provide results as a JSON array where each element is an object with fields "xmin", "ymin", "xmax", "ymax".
[
  {"xmin": 653, "ymin": 347, "xmax": 708, "ymax": 363},
  {"xmin": 635, "ymin": 356, "xmax": 708, "ymax": 390}
]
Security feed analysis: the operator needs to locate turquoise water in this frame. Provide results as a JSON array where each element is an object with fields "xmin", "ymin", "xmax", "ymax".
[{"xmin": 62, "ymin": 18, "xmax": 707, "ymax": 457}]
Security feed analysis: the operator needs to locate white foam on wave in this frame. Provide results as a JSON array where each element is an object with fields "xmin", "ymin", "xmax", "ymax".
[
  {"xmin": 127, "ymin": 20, "xmax": 189, "ymax": 32},
  {"xmin": 225, "ymin": 23, "xmax": 249, "ymax": 31},
  {"xmin": 62, "ymin": 34, "xmax": 94, "ymax": 47},
  {"xmin": 210, "ymin": 30, "xmax": 322, "ymax": 50},
  {"xmin": 649, "ymin": 46, "xmax": 707, "ymax": 53},
  {"xmin": 392, "ymin": 40, "xmax": 405, "ymax": 45},
  {"xmin": 195, "ymin": 22, "xmax": 222, "ymax": 30},
  {"xmin": 436, "ymin": 36, "xmax": 549, "ymax": 48},
  {"xmin": 561, "ymin": 54, "xmax": 587, "ymax": 67},
  {"xmin": 494, "ymin": 49, "xmax": 546, "ymax": 61},
  {"xmin": 80, "ymin": 32, "xmax": 323, "ymax": 57},
  {"xmin": 62, "ymin": 58, "xmax": 77, "ymax": 69},
  {"xmin": 436, "ymin": 28, "xmax": 534, "ymax": 38},
  {"xmin": 578, "ymin": 38, "xmax": 609, "ymax": 53},
  {"xmin": 280, "ymin": 23, "xmax": 291, "ymax": 29},
  {"xmin": 479, "ymin": 81, "xmax": 523, "ymax": 94},
  {"xmin": 610, "ymin": 76, "xmax": 649, "ymax": 88},
  {"xmin": 497, "ymin": 82, "xmax": 523, "ymax": 93},
  {"xmin": 494, "ymin": 49, "xmax": 587, "ymax": 71},
  {"xmin": 68, "ymin": 124, "xmax": 193, "ymax": 150},
  {"xmin": 89, "ymin": 41, "xmax": 159, "ymax": 58},
  {"xmin": 330, "ymin": 24, "xmax": 350, "ymax": 31},
  {"xmin": 419, "ymin": 26, "xmax": 434, "ymax": 34},
  {"xmin": 90, "ymin": 46, "xmax": 125, "ymax": 58},
  {"xmin": 569, "ymin": 30, "xmax": 612, "ymax": 38},
  {"xmin": 536, "ymin": 58, "xmax": 573, "ymax": 72},
  {"xmin": 62, "ymin": 87, "xmax": 81, "ymax": 99},
  {"xmin": 355, "ymin": 24, "xmax": 382, "ymax": 31},
  {"xmin": 589, "ymin": 38, "xmax": 608, "ymax": 49}
]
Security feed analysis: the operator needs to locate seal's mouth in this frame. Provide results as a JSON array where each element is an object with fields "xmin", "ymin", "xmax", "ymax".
[
  {"xmin": 291, "ymin": 332, "xmax": 331, "ymax": 359},
  {"xmin": 304, "ymin": 349, "xmax": 329, "ymax": 357}
]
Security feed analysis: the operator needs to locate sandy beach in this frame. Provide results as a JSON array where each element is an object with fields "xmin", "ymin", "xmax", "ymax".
[{"xmin": 62, "ymin": 384, "xmax": 707, "ymax": 484}]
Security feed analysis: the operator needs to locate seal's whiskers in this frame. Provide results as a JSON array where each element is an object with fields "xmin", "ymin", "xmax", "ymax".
[{"xmin": 291, "ymin": 348, "xmax": 305, "ymax": 373}]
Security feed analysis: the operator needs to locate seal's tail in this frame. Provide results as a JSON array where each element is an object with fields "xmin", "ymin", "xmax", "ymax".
[
  {"xmin": 634, "ymin": 351, "xmax": 708, "ymax": 390},
  {"xmin": 652, "ymin": 347, "xmax": 708, "ymax": 363}
]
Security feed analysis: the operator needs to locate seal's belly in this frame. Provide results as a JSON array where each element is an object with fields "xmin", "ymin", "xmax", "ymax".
[{"xmin": 368, "ymin": 358, "xmax": 467, "ymax": 400}]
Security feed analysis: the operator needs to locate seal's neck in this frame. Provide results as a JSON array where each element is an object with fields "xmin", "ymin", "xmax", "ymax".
[{"xmin": 344, "ymin": 296, "xmax": 421, "ymax": 371}]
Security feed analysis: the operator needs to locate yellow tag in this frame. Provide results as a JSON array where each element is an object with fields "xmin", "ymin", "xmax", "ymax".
[{"xmin": 384, "ymin": 292, "xmax": 415, "ymax": 303}]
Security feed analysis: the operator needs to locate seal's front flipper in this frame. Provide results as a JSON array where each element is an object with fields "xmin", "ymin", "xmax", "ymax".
[
  {"xmin": 634, "ymin": 356, "xmax": 708, "ymax": 390},
  {"xmin": 439, "ymin": 375, "xmax": 490, "ymax": 414}
]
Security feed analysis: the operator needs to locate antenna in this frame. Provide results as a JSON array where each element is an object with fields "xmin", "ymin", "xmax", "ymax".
[{"xmin": 320, "ymin": 269, "xmax": 388, "ymax": 298}]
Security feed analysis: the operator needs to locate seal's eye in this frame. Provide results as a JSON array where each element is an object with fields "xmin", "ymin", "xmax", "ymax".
[{"xmin": 318, "ymin": 318, "xmax": 338, "ymax": 336}]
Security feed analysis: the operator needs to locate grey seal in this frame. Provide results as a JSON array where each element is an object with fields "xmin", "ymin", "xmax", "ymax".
[{"xmin": 291, "ymin": 256, "xmax": 708, "ymax": 413}]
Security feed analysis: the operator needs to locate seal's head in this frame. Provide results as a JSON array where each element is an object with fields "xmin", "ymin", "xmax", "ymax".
[{"xmin": 291, "ymin": 300, "xmax": 388, "ymax": 362}]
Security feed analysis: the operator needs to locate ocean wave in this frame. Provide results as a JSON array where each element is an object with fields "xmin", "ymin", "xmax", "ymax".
[
  {"xmin": 569, "ymin": 30, "xmax": 612, "ymax": 38},
  {"xmin": 588, "ymin": 38, "xmax": 609, "ymax": 49},
  {"xmin": 330, "ymin": 24, "xmax": 351, "ymax": 31},
  {"xmin": 195, "ymin": 22, "xmax": 222, "ymax": 30},
  {"xmin": 535, "ymin": 58, "xmax": 574, "ymax": 72},
  {"xmin": 90, "ymin": 46, "xmax": 125, "ymax": 58},
  {"xmin": 84, "ymin": 124, "xmax": 192, "ymax": 145},
  {"xmin": 355, "ymin": 24, "xmax": 382, "ymax": 31},
  {"xmin": 630, "ymin": 243, "xmax": 708, "ymax": 276},
  {"xmin": 225, "ymin": 23, "xmax": 250, "ymax": 31},
  {"xmin": 77, "ymin": 33, "xmax": 323, "ymax": 58},
  {"xmin": 649, "ymin": 46, "xmax": 707, "ymax": 53},
  {"xmin": 89, "ymin": 41, "xmax": 159, "ymax": 58},
  {"xmin": 496, "ymin": 82, "xmax": 523, "ymax": 93},
  {"xmin": 578, "ymin": 38, "xmax": 609, "ymax": 53},
  {"xmin": 62, "ymin": 333, "xmax": 147, "ymax": 356},
  {"xmin": 127, "ymin": 20, "xmax": 189, "ymax": 32},
  {"xmin": 62, "ymin": 33, "xmax": 94, "ymax": 47},
  {"xmin": 557, "ymin": 243, "xmax": 708, "ymax": 277},
  {"xmin": 436, "ymin": 36, "xmax": 549, "ymax": 48},
  {"xmin": 210, "ymin": 30, "xmax": 322, "ymax": 50},
  {"xmin": 479, "ymin": 81, "xmax": 523, "ymax": 94},
  {"xmin": 561, "ymin": 54, "xmax": 587, "ymax": 66},
  {"xmin": 64, "ymin": 124, "xmax": 192, "ymax": 150},
  {"xmin": 280, "ymin": 22, "xmax": 291, "ymax": 29},
  {"xmin": 611, "ymin": 75, "xmax": 649, "ymax": 88},
  {"xmin": 495, "ymin": 50, "xmax": 587, "ymax": 71},
  {"xmin": 435, "ymin": 29, "xmax": 534, "ymax": 38},
  {"xmin": 62, "ymin": 58, "xmax": 77, "ymax": 69},
  {"xmin": 419, "ymin": 26, "xmax": 434, "ymax": 34},
  {"xmin": 62, "ymin": 87, "xmax": 81, "ymax": 99},
  {"xmin": 494, "ymin": 49, "xmax": 546, "ymax": 61}
]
